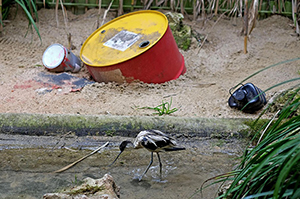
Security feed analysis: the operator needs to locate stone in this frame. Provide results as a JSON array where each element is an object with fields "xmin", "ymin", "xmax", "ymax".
[{"xmin": 43, "ymin": 174, "xmax": 120, "ymax": 199}]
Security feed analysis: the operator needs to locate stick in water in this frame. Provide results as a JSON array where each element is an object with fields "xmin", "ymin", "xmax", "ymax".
[{"xmin": 53, "ymin": 142, "xmax": 109, "ymax": 173}]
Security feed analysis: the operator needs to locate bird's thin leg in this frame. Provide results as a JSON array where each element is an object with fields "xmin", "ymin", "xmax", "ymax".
[
  {"xmin": 156, "ymin": 152, "xmax": 162, "ymax": 179},
  {"xmin": 139, "ymin": 152, "xmax": 153, "ymax": 181}
]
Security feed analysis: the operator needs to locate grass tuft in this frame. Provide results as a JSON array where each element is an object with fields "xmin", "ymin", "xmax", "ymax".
[
  {"xmin": 192, "ymin": 58, "xmax": 300, "ymax": 199},
  {"xmin": 138, "ymin": 97, "xmax": 178, "ymax": 116},
  {"xmin": 1, "ymin": 0, "xmax": 41, "ymax": 42}
]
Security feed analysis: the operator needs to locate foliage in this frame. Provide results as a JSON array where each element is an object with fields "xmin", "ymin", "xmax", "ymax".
[
  {"xmin": 171, "ymin": 23, "xmax": 192, "ymax": 50},
  {"xmin": 215, "ymin": 97, "xmax": 300, "ymax": 199},
  {"xmin": 1, "ymin": 0, "xmax": 41, "ymax": 41},
  {"xmin": 267, "ymin": 88, "xmax": 300, "ymax": 117},
  {"xmin": 166, "ymin": 12, "xmax": 192, "ymax": 50},
  {"xmin": 71, "ymin": 174, "xmax": 83, "ymax": 186},
  {"xmin": 67, "ymin": 184, "xmax": 105, "ymax": 195},
  {"xmin": 138, "ymin": 98, "xmax": 178, "ymax": 116},
  {"xmin": 243, "ymin": 118, "xmax": 270, "ymax": 139},
  {"xmin": 192, "ymin": 58, "xmax": 300, "ymax": 198},
  {"xmin": 1, "ymin": 0, "xmax": 12, "ymax": 21},
  {"xmin": 105, "ymin": 130, "xmax": 115, "ymax": 137}
]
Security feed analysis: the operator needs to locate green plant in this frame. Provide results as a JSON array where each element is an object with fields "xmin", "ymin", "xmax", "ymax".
[
  {"xmin": 191, "ymin": 89, "xmax": 300, "ymax": 199},
  {"xmin": 139, "ymin": 98, "xmax": 178, "ymax": 116},
  {"xmin": 192, "ymin": 58, "xmax": 300, "ymax": 199},
  {"xmin": 71, "ymin": 174, "xmax": 83, "ymax": 186},
  {"xmin": 68, "ymin": 179, "xmax": 104, "ymax": 195},
  {"xmin": 1, "ymin": 0, "xmax": 41, "ymax": 41},
  {"xmin": 105, "ymin": 130, "xmax": 115, "ymax": 137}
]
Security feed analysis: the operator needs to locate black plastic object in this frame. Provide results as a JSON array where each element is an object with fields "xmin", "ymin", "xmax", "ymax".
[{"xmin": 228, "ymin": 83, "xmax": 267, "ymax": 113}]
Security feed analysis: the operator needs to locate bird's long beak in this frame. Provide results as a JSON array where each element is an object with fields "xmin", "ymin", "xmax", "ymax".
[{"xmin": 109, "ymin": 151, "xmax": 123, "ymax": 167}]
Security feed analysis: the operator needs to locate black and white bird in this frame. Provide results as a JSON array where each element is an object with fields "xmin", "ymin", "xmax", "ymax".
[{"xmin": 109, "ymin": 129, "xmax": 185, "ymax": 181}]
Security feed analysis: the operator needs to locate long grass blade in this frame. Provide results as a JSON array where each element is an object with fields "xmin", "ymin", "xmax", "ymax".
[
  {"xmin": 241, "ymin": 78, "xmax": 300, "ymax": 112},
  {"xmin": 232, "ymin": 57, "xmax": 300, "ymax": 91},
  {"xmin": 15, "ymin": 0, "xmax": 42, "ymax": 42},
  {"xmin": 202, "ymin": 87, "xmax": 300, "ymax": 198},
  {"xmin": 0, "ymin": 0, "xmax": 3, "ymax": 32}
]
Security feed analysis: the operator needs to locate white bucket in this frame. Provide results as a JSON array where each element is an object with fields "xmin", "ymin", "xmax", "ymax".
[{"xmin": 42, "ymin": 43, "xmax": 81, "ymax": 73}]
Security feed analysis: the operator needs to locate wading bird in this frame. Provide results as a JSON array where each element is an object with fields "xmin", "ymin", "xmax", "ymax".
[{"xmin": 109, "ymin": 129, "xmax": 185, "ymax": 181}]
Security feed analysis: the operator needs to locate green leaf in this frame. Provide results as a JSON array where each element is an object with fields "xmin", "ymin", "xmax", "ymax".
[{"xmin": 15, "ymin": 0, "xmax": 42, "ymax": 42}]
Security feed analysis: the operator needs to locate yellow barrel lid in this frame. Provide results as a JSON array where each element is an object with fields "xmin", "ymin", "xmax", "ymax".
[{"xmin": 80, "ymin": 10, "xmax": 168, "ymax": 67}]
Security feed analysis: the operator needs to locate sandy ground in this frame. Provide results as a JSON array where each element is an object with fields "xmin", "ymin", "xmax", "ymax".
[{"xmin": 0, "ymin": 7, "xmax": 299, "ymax": 119}]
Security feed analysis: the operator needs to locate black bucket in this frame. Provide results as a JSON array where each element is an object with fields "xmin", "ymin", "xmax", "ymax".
[{"xmin": 228, "ymin": 83, "xmax": 267, "ymax": 113}]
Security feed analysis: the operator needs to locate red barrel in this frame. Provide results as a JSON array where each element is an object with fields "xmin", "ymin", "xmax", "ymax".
[{"xmin": 80, "ymin": 10, "xmax": 186, "ymax": 84}]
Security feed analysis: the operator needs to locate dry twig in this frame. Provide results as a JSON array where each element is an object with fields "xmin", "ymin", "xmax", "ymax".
[
  {"xmin": 292, "ymin": 0, "xmax": 299, "ymax": 35},
  {"xmin": 55, "ymin": 0, "xmax": 59, "ymax": 27},
  {"xmin": 96, "ymin": 0, "xmax": 102, "ymax": 29},
  {"xmin": 54, "ymin": 142, "xmax": 109, "ymax": 173},
  {"xmin": 197, "ymin": 11, "xmax": 228, "ymax": 53},
  {"xmin": 101, "ymin": 0, "xmax": 114, "ymax": 26},
  {"xmin": 0, "ymin": 0, "xmax": 3, "ymax": 34},
  {"xmin": 257, "ymin": 110, "xmax": 280, "ymax": 145},
  {"xmin": 244, "ymin": 0, "xmax": 248, "ymax": 54},
  {"xmin": 118, "ymin": 0, "xmax": 124, "ymax": 16},
  {"xmin": 242, "ymin": 0, "xmax": 258, "ymax": 53},
  {"xmin": 59, "ymin": 0, "xmax": 68, "ymax": 30}
]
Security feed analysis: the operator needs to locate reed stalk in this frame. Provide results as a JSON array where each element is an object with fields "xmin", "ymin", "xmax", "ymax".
[
  {"xmin": 180, "ymin": 0, "xmax": 184, "ymax": 14},
  {"xmin": 85, "ymin": 0, "xmax": 88, "ymax": 12},
  {"xmin": 118, "ymin": 0, "xmax": 123, "ymax": 15},
  {"xmin": 33, "ymin": 1, "xmax": 295, "ymax": 17},
  {"xmin": 0, "ymin": 0, "xmax": 3, "ymax": 34},
  {"xmin": 3, "ymin": 0, "xmax": 297, "ymax": 46},
  {"xmin": 96, "ymin": 0, "xmax": 102, "ymax": 28},
  {"xmin": 244, "ymin": 0, "xmax": 248, "ymax": 54},
  {"xmin": 292, "ymin": 0, "xmax": 299, "ymax": 35},
  {"xmin": 59, "ymin": 0, "xmax": 68, "ymax": 30},
  {"xmin": 55, "ymin": 0, "xmax": 59, "ymax": 27},
  {"xmin": 15, "ymin": 0, "xmax": 41, "ymax": 42},
  {"xmin": 101, "ymin": 0, "xmax": 114, "ymax": 26}
]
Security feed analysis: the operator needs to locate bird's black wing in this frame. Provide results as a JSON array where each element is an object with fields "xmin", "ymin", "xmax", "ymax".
[{"xmin": 140, "ymin": 130, "xmax": 176, "ymax": 152}]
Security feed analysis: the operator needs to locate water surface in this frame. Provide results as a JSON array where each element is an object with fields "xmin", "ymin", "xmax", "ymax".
[{"xmin": 0, "ymin": 134, "xmax": 246, "ymax": 198}]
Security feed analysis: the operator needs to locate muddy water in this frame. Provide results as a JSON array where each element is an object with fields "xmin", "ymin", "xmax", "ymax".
[{"xmin": 0, "ymin": 134, "xmax": 246, "ymax": 199}]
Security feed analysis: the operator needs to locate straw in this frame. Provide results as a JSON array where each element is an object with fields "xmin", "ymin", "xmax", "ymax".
[
  {"xmin": 0, "ymin": 0, "xmax": 2, "ymax": 34},
  {"xmin": 101, "ymin": 0, "xmax": 114, "ymax": 27},
  {"xmin": 53, "ymin": 142, "xmax": 109, "ymax": 173}
]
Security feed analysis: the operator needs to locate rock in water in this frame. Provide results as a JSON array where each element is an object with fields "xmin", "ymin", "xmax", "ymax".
[{"xmin": 43, "ymin": 174, "xmax": 120, "ymax": 199}]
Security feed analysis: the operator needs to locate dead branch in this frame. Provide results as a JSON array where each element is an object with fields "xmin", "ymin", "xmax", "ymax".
[
  {"xmin": 96, "ymin": 0, "xmax": 102, "ymax": 29},
  {"xmin": 118, "ymin": 0, "xmax": 124, "ymax": 16},
  {"xmin": 53, "ymin": 142, "xmax": 109, "ymax": 173},
  {"xmin": 197, "ymin": 11, "xmax": 228, "ymax": 53},
  {"xmin": 56, "ymin": 0, "xmax": 59, "ymax": 27},
  {"xmin": 145, "ymin": 0, "xmax": 154, "ymax": 10},
  {"xmin": 0, "ymin": 0, "xmax": 3, "ymax": 34},
  {"xmin": 101, "ymin": 0, "xmax": 114, "ymax": 26},
  {"xmin": 244, "ymin": 0, "xmax": 248, "ymax": 54}
]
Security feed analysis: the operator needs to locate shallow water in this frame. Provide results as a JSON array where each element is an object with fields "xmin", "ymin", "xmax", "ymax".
[{"xmin": 0, "ymin": 134, "xmax": 246, "ymax": 199}]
